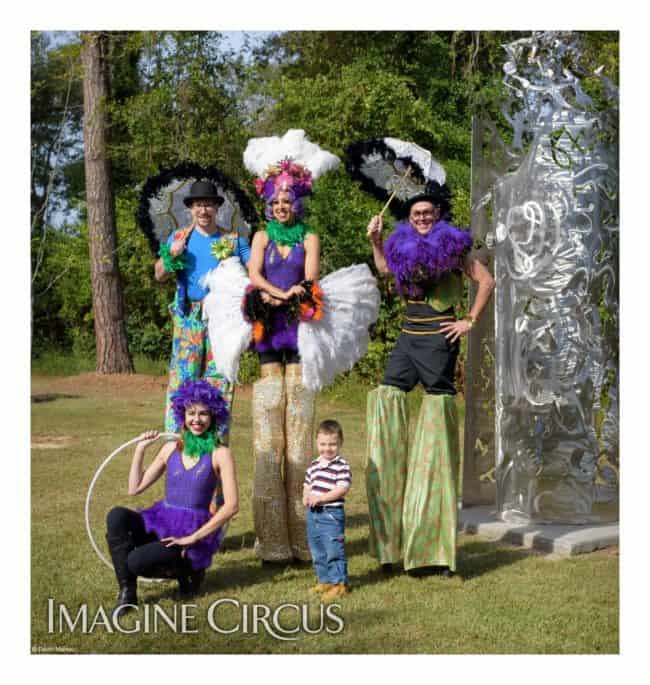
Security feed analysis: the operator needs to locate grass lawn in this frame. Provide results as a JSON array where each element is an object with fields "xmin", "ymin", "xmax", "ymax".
[{"xmin": 31, "ymin": 372, "xmax": 618, "ymax": 654}]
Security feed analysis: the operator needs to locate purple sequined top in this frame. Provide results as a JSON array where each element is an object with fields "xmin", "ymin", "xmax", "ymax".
[
  {"xmin": 139, "ymin": 450, "xmax": 225, "ymax": 571},
  {"xmin": 253, "ymin": 240, "xmax": 306, "ymax": 353},
  {"xmin": 264, "ymin": 240, "xmax": 305, "ymax": 289}
]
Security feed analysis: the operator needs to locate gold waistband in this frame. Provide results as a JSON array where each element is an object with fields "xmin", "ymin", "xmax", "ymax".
[
  {"xmin": 401, "ymin": 328, "xmax": 445, "ymax": 335},
  {"xmin": 404, "ymin": 315, "xmax": 455, "ymax": 323}
]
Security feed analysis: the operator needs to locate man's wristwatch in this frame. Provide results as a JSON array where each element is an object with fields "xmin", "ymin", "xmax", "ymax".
[{"xmin": 463, "ymin": 314, "xmax": 476, "ymax": 329}]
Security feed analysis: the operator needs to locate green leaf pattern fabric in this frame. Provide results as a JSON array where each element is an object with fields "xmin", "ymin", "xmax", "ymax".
[
  {"xmin": 366, "ymin": 385, "xmax": 409, "ymax": 563},
  {"xmin": 366, "ymin": 386, "xmax": 459, "ymax": 571}
]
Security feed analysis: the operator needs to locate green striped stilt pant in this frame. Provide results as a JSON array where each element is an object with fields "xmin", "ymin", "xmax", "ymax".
[{"xmin": 366, "ymin": 385, "xmax": 460, "ymax": 571}]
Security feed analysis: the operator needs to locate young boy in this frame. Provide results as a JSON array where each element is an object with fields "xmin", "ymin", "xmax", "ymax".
[{"xmin": 303, "ymin": 420, "xmax": 351, "ymax": 602}]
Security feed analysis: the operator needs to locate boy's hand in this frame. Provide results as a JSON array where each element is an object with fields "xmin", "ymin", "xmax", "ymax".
[{"xmin": 307, "ymin": 494, "xmax": 322, "ymax": 507}]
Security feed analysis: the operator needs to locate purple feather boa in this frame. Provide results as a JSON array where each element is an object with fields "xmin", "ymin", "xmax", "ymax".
[{"xmin": 384, "ymin": 220, "xmax": 472, "ymax": 298}]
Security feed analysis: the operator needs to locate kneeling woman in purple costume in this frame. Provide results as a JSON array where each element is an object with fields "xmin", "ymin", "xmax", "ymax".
[{"xmin": 105, "ymin": 380, "xmax": 238, "ymax": 615}]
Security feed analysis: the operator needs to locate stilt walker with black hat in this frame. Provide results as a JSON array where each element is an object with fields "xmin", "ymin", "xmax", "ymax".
[
  {"xmin": 347, "ymin": 140, "xmax": 495, "ymax": 577},
  {"xmin": 147, "ymin": 174, "xmax": 254, "ymax": 436}
]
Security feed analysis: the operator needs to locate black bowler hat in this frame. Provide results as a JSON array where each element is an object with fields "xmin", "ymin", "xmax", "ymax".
[
  {"xmin": 183, "ymin": 180, "xmax": 225, "ymax": 207},
  {"xmin": 399, "ymin": 180, "xmax": 452, "ymax": 219}
]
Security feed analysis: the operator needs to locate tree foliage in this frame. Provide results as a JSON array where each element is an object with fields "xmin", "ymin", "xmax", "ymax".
[{"xmin": 31, "ymin": 32, "xmax": 84, "ymax": 231}]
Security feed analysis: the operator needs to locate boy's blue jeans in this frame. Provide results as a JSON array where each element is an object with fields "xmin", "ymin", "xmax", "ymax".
[{"xmin": 306, "ymin": 506, "xmax": 348, "ymax": 584}]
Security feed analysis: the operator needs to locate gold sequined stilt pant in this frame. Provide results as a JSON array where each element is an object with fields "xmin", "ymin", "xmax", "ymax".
[
  {"xmin": 252, "ymin": 363, "xmax": 291, "ymax": 561},
  {"xmin": 284, "ymin": 363, "xmax": 314, "ymax": 561}
]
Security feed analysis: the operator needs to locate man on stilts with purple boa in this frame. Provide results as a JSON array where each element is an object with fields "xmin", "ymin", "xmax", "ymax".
[{"xmin": 365, "ymin": 180, "xmax": 495, "ymax": 578}]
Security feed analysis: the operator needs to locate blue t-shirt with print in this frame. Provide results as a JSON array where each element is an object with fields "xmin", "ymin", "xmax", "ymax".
[{"xmin": 167, "ymin": 228, "xmax": 251, "ymax": 302}]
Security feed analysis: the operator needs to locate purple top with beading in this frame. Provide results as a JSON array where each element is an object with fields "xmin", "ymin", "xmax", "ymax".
[
  {"xmin": 253, "ymin": 240, "xmax": 305, "ymax": 353},
  {"xmin": 139, "ymin": 450, "xmax": 224, "ymax": 571}
]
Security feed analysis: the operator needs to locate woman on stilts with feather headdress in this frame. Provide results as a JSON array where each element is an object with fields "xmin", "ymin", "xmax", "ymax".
[{"xmin": 200, "ymin": 130, "xmax": 380, "ymax": 564}]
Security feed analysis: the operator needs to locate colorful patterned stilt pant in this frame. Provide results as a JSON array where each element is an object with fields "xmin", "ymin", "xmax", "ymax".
[
  {"xmin": 164, "ymin": 301, "xmax": 234, "ymax": 435},
  {"xmin": 366, "ymin": 386, "xmax": 460, "ymax": 571}
]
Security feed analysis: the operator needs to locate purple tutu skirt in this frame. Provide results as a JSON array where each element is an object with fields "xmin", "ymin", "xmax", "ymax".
[
  {"xmin": 253, "ymin": 308, "xmax": 299, "ymax": 353},
  {"xmin": 139, "ymin": 500, "xmax": 224, "ymax": 571}
]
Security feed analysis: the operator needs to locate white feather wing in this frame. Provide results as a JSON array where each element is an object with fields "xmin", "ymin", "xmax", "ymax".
[
  {"xmin": 298, "ymin": 263, "xmax": 380, "ymax": 391},
  {"xmin": 200, "ymin": 258, "xmax": 252, "ymax": 383}
]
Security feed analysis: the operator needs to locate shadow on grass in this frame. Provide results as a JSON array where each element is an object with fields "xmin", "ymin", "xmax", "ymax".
[
  {"xmin": 345, "ymin": 535, "xmax": 371, "ymax": 560},
  {"xmin": 220, "ymin": 531, "xmax": 256, "ymax": 552},
  {"xmin": 31, "ymin": 393, "xmax": 82, "ymax": 403},
  {"xmin": 347, "ymin": 538, "xmax": 532, "ymax": 585},
  {"xmin": 457, "ymin": 539, "xmax": 531, "ymax": 580},
  {"xmin": 125, "ymin": 539, "xmax": 546, "ymax": 605},
  {"xmin": 344, "ymin": 512, "xmax": 370, "ymax": 530},
  {"xmin": 220, "ymin": 512, "xmax": 369, "ymax": 554},
  {"xmin": 148, "ymin": 558, "xmax": 311, "ymax": 601},
  {"xmin": 348, "ymin": 564, "xmax": 404, "ymax": 589}
]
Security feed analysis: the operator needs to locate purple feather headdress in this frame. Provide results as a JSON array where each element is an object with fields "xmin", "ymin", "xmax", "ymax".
[
  {"xmin": 384, "ymin": 220, "xmax": 472, "ymax": 298},
  {"xmin": 171, "ymin": 380, "xmax": 229, "ymax": 434}
]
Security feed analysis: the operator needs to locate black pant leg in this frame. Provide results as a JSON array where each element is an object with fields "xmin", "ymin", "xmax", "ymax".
[
  {"xmin": 381, "ymin": 334, "xmax": 419, "ymax": 392},
  {"xmin": 126, "ymin": 541, "xmax": 190, "ymax": 579},
  {"xmin": 106, "ymin": 506, "xmax": 156, "ymax": 547},
  {"xmin": 407, "ymin": 334, "xmax": 459, "ymax": 395},
  {"xmin": 107, "ymin": 506, "xmax": 186, "ymax": 580}
]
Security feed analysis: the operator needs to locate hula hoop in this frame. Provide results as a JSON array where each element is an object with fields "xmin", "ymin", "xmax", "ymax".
[{"xmin": 85, "ymin": 433, "xmax": 178, "ymax": 583}]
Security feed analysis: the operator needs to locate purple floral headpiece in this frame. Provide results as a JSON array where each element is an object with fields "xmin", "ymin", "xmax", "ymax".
[
  {"xmin": 171, "ymin": 380, "xmax": 229, "ymax": 434},
  {"xmin": 384, "ymin": 220, "xmax": 473, "ymax": 298},
  {"xmin": 254, "ymin": 158, "xmax": 313, "ymax": 220}
]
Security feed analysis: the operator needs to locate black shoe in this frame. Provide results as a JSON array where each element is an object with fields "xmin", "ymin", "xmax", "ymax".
[
  {"xmin": 178, "ymin": 569, "xmax": 205, "ymax": 598},
  {"xmin": 381, "ymin": 563, "xmax": 396, "ymax": 574},
  {"xmin": 439, "ymin": 567, "xmax": 455, "ymax": 578},
  {"xmin": 113, "ymin": 583, "xmax": 138, "ymax": 616},
  {"xmin": 291, "ymin": 557, "xmax": 311, "ymax": 567},
  {"xmin": 261, "ymin": 558, "xmax": 292, "ymax": 567},
  {"xmin": 407, "ymin": 566, "xmax": 438, "ymax": 578}
]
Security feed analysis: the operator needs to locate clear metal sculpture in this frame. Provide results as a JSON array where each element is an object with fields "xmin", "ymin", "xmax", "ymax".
[
  {"xmin": 490, "ymin": 32, "xmax": 619, "ymax": 523},
  {"xmin": 463, "ymin": 117, "xmax": 518, "ymax": 505}
]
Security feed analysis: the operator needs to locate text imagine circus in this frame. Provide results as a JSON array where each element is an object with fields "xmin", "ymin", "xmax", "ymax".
[{"xmin": 46, "ymin": 598, "xmax": 344, "ymax": 641}]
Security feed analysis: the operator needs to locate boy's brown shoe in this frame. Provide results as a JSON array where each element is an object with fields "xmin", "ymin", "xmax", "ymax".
[
  {"xmin": 309, "ymin": 583, "xmax": 334, "ymax": 594},
  {"xmin": 321, "ymin": 583, "xmax": 347, "ymax": 602}
]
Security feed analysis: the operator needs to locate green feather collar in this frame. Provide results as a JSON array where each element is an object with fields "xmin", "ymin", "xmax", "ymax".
[
  {"xmin": 182, "ymin": 429, "xmax": 217, "ymax": 459},
  {"xmin": 266, "ymin": 220, "xmax": 315, "ymax": 247}
]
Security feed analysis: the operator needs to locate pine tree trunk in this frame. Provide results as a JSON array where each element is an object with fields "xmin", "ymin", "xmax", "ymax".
[{"xmin": 81, "ymin": 32, "xmax": 134, "ymax": 374}]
